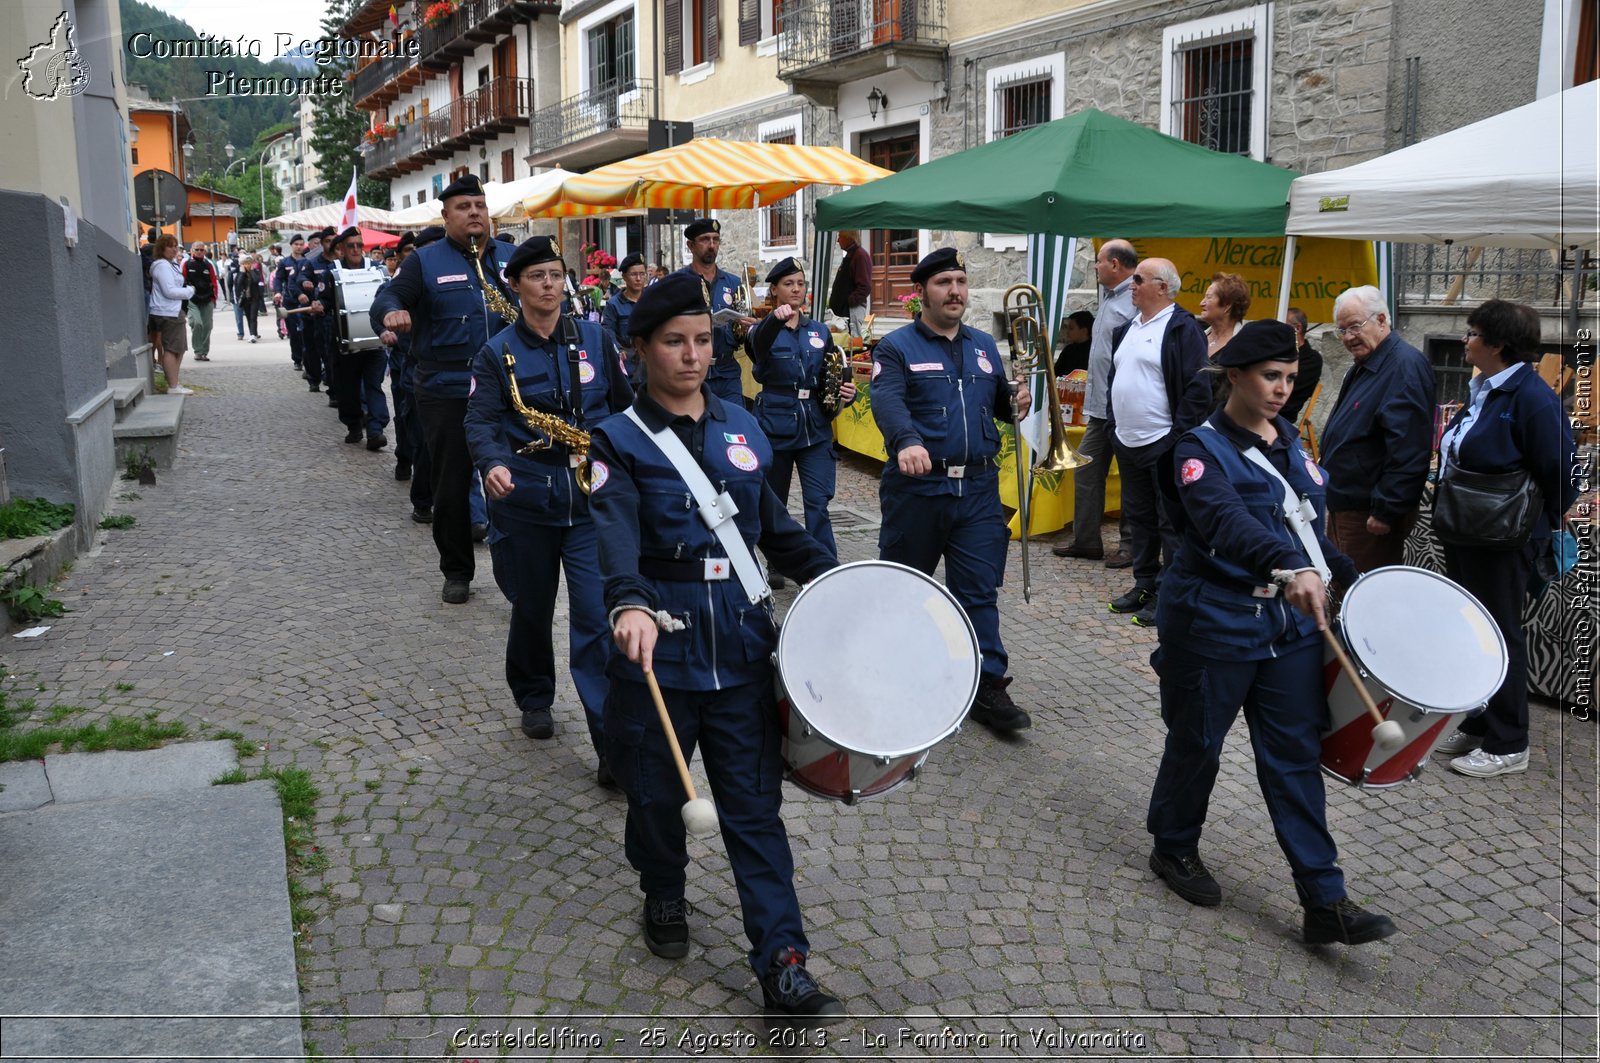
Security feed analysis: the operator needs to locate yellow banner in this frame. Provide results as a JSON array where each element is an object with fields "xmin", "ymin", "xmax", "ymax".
[{"xmin": 1112, "ymin": 237, "xmax": 1379, "ymax": 324}]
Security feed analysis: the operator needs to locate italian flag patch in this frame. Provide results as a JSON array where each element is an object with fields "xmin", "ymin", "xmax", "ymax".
[{"xmin": 723, "ymin": 433, "xmax": 747, "ymax": 444}]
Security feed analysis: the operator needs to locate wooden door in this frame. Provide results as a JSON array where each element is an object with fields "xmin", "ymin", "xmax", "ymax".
[
  {"xmin": 864, "ymin": 127, "xmax": 920, "ymax": 314},
  {"xmin": 872, "ymin": 0, "xmax": 902, "ymax": 45}
]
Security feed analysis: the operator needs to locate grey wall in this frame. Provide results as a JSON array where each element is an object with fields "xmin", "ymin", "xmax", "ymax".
[{"xmin": 1387, "ymin": 0, "xmax": 1544, "ymax": 149}]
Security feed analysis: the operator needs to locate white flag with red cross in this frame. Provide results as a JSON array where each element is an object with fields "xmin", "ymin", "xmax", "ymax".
[{"xmin": 340, "ymin": 172, "xmax": 359, "ymax": 230}]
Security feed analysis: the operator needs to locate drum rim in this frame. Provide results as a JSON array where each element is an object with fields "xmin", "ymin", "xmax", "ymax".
[
  {"xmin": 777, "ymin": 559, "xmax": 981, "ymax": 759},
  {"xmin": 1336, "ymin": 564, "xmax": 1509, "ymax": 713}
]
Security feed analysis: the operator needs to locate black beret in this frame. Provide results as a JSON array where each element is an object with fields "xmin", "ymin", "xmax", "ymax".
[
  {"xmin": 505, "ymin": 235, "xmax": 562, "ymax": 280},
  {"xmin": 495, "ymin": 232, "xmax": 515, "ymax": 244},
  {"xmin": 288, "ymin": 234, "xmax": 305, "ymax": 244},
  {"xmin": 628, "ymin": 272, "xmax": 711, "ymax": 340},
  {"xmin": 764, "ymin": 256, "xmax": 803, "ymax": 284},
  {"xmin": 1213, "ymin": 320, "xmax": 1300, "ymax": 368},
  {"xmin": 396, "ymin": 231, "xmax": 416, "ymax": 251},
  {"xmin": 439, "ymin": 173, "xmax": 484, "ymax": 201},
  {"xmin": 910, "ymin": 247, "xmax": 966, "ymax": 286},
  {"xmin": 382, "ymin": 248, "xmax": 397, "ymax": 260},
  {"xmin": 316, "ymin": 226, "xmax": 337, "ymax": 240},
  {"xmin": 334, "ymin": 226, "xmax": 362, "ymax": 247},
  {"xmin": 618, "ymin": 252, "xmax": 645, "ymax": 273},
  {"xmin": 414, "ymin": 225, "xmax": 446, "ymax": 247},
  {"xmin": 684, "ymin": 217, "xmax": 720, "ymax": 240}
]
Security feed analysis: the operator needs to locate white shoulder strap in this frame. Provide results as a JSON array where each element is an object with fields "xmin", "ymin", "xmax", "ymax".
[
  {"xmin": 623, "ymin": 407, "xmax": 771, "ymax": 605},
  {"xmin": 1198, "ymin": 424, "xmax": 1331, "ymax": 583}
]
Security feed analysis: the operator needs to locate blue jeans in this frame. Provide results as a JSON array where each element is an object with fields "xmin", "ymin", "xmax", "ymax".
[{"xmin": 766, "ymin": 439, "xmax": 838, "ymax": 560}]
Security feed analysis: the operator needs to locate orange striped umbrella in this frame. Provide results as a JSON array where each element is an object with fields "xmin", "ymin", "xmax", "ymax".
[{"xmin": 517, "ymin": 139, "xmax": 892, "ymax": 218}]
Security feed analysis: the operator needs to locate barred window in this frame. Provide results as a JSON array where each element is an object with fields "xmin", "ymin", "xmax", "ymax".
[
  {"xmin": 1160, "ymin": 5, "xmax": 1270, "ymax": 160},
  {"xmin": 762, "ymin": 130, "xmax": 797, "ymax": 249},
  {"xmin": 994, "ymin": 77, "xmax": 1051, "ymax": 139}
]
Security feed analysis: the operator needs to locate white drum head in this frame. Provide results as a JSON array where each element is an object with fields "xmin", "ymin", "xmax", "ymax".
[
  {"xmin": 1338, "ymin": 565, "xmax": 1508, "ymax": 713},
  {"xmin": 776, "ymin": 560, "xmax": 980, "ymax": 758}
]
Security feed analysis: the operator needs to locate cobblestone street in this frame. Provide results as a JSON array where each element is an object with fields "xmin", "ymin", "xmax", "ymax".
[{"xmin": 5, "ymin": 336, "xmax": 1595, "ymax": 1060}]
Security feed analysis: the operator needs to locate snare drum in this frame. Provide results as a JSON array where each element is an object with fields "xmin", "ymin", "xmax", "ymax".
[
  {"xmin": 775, "ymin": 560, "xmax": 980, "ymax": 803},
  {"xmin": 1320, "ymin": 565, "xmax": 1508, "ymax": 788},
  {"xmin": 332, "ymin": 268, "xmax": 386, "ymax": 353}
]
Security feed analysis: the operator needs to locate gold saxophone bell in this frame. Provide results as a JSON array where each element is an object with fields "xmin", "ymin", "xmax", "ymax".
[
  {"xmin": 502, "ymin": 343, "xmax": 596, "ymax": 494},
  {"xmin": 1003, "ymin": 283, "xmax": 1090, "ymax": 474}
]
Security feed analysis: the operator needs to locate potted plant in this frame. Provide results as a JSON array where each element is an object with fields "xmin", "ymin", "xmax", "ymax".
[{"xmin": 896, "ymin": 292, "xmax": 922, "ymax": 317}]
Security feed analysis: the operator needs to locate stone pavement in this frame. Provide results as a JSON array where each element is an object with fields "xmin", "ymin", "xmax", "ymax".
[{"xmin": 2, "ymin": 326, "xmax": 1594, "ymax": 1060}]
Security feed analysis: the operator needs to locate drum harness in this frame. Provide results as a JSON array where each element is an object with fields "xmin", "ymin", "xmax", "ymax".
[
  {"xmin": 622, "ymin": 406, "xmax": 773, "ymax": 612},
  {"xmin": 1198, "ymin": 424, "xmax": 1332, "ymax": 592}
]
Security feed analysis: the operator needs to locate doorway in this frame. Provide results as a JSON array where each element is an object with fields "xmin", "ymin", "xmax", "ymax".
[{"xmin": 862, "ymin": 124, "xmax": 920, "ymax": 314}]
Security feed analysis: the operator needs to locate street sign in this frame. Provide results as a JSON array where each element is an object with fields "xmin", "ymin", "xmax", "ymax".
[
  {"xmin": 133, "ymin": 169, "xmax": 185, "ymax": 227},
  {"xmin": 646, "ymin": 119, "xmax": 696, "ymax": 227}
]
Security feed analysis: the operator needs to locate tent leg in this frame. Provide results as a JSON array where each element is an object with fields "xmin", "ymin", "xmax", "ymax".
[{"xmin": 1276, "ymin": 235, "xmax": 1296, "ymax": 321}]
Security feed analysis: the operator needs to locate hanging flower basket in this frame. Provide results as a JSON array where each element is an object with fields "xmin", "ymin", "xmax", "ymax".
[{"xmin": 422, "ymin": 0, "xmax": 461, "ymax": 28}]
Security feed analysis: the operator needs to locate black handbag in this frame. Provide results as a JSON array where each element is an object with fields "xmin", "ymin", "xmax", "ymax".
[{"xmin": 1432, "ymin": 465, "xmax": 1543, "ymax": 549}]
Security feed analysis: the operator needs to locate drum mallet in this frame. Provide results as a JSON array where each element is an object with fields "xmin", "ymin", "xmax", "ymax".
[
  {"xmin": 1322, "ymin": 628, "xmax": 1406, "ymax": 750},
  {"xmin": 643, "ymin": 670, "xmax": 719, "ymax": 837}
]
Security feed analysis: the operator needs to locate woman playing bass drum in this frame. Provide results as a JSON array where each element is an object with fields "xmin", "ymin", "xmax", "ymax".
[{"xmin": 1144, "ymin": 319, "xmax": 1397, "ymax": 946}]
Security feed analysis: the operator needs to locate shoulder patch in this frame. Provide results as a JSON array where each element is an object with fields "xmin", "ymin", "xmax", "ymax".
[
  {"xmin": 587, "ymin": 459, "xmax": 609, "ymax": 491},
  {"xmin": 1180, "ymin": 458, "xmax": 1206, "ymax": 485},
  {"xmin": 726, "ymin": 444, "xmax": 759, "ymax": 472},
  {"xmin": 1304, "ymin": 458, "xmax": 1324, "ymax": 485}
]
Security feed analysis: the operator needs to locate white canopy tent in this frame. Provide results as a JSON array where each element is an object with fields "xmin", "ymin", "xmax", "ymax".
[
  {"xmin": 258, "ymin": 202, "xmax": 407, "ymax": 232},
  {"xmin": 1279, "ymin": 82, "xmax": 1599, "ymax": 314}
]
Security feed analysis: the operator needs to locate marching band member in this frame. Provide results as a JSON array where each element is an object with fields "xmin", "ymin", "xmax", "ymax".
[
  {"xmin": 1145, "ymin": 320, "xmax": 1396, "ymax": 946},
  {"xmin": 586, "ymin": 273, "xmax": 845, "ymax": 1023},
  {"xmin": 869, "ymin": 248, "xmax": 1033, "ymax": 735},
  {"xmin": 464, "ymin": 236, "xmax": 631, "ymax": 767},
  {"xmin": 273, "ymin": 234, "xmax": 310, "ymax": 380},
  {"xmin": 371, "ymin": 175, "xmax": 518, "ymax": 605},
  {"xmin": 745, "ymin": 256, "xmax": 856, "ymax": 559},
  {"xmin": 329, "ymin": 226, "xmax": 391, "ymax": 450},
  {"xmin": 299, "ymin": 227, "xmax": 338, "ymax": 403},
  {"xmin": 601, "ymin": 252, "xmax": 647, "ymax": 358},
  {"xmin": 673, "ymin": 218, "xmax": 755, "ymax": 405}
]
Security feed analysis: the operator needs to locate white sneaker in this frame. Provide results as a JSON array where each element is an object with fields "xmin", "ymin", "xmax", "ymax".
[
  {"xmin": 1450, "ymin": 749, "xmax": 1529, "ymax": 778},
  {"xmin": 1434, "ymin": 728, "xmax": 1481, "ymax": 756},
  {"xmin": 167, "ymin": 386, "xmax": 194, "ymax": 395}
]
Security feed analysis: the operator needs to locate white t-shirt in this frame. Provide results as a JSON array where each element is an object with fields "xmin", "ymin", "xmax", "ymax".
[{"xmin": 1110, "ymin": 303, "xmax": 1175, "ymax": 448}]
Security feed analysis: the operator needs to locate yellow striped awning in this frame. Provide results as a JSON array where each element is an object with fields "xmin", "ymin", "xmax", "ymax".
[{"xmin": 517, "ymin": 139, "xmax": 892, "ymax": 219}]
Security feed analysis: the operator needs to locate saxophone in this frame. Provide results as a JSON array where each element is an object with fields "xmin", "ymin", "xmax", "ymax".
[
  {"xmin": 501, "ymin": 342, "xmax": 595, "ymax": 493},
  {"xmin": 819, "ymin": 346, "xmax": 846, "ymax": 415},
  {"xmin": 469, "ymin": 238, "xmax": 519, "ymax": 325}
]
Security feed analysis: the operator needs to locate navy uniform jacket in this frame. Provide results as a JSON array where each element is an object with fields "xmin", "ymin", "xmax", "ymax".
[
  {"xmin": 673, "ymin": 265, "xmax": 744, "ymax": 391},
  {"xmin": 746, "ymin": 311, "xmax": 839, "ymax": 450},
  {"xmin": 464, "ymin": 315, "xmax": 631, "ymax": 532},
  {"xmin": 1161, "ymin": 410, "xmax": 1357, "ymax": 662},
  {"xmin": 601, "ymin": 289, "xmax": 638, "ymax": 350},
  {"xmin": 273, "ymin": 254, "xmax": 302, "ymax": 307},
  {"xmin": 586, "ymin": 389, "xmax": 834, "ymax": 692},
  {"xmin": 1438, "ymin": 363, "xmax": 1577, "ymax": 544},
  {"xmin": 869, "ymin": 317, "xmax": 1017, "ymax": 497},
  {"xmin": 368, "ymin": 236, "xmax": 518, "ymax": 399},
  {"xmin": 1318, "ymin": 331, "xmax": 1437, "ymax": 521},
  {"xmin": 300, "ymin": 251, "xmax": 337, "ymax": 318}
]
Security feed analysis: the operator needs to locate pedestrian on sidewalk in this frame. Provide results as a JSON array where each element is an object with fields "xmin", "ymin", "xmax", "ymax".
[
  {"xmin": 147, "ymin": 234, "xmax": 195, "ymax": 395},
  {"xmin": 183, "ymin": 242, "xmax": 219, "ymax": 361},
  {"xmin": 234, "ymin": 254, "xmax": 266, "ymax": 342}
]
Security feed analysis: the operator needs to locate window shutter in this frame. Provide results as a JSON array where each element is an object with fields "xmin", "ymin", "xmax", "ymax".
[
  {"xmin": 738, "ymin": 0, "xmax": 760, "ymax": 44},
  {"xmin": 664, "ymin": 0, "xmax": 684, "ymax": 75},
  {"xmin": 706, "ymin": 0, "xmax": 721, "ymax": 61}
]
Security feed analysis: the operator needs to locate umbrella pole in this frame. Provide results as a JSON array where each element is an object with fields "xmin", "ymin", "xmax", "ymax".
[{"xmin": 1276, "ymin": 235, "xmax": 1297, "ymax": 321}]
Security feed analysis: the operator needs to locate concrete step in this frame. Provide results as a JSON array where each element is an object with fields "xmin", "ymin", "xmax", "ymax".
[
  {"xmin": 112, "ymin": 393, "xmax": 184, "ymax": 469},
  {"xmin": 108, "ymin": 376, "xmax": 147, "ymax": 411}
]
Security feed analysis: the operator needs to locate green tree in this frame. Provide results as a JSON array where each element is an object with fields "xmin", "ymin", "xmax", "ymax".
[{"xmin": 309, "ymin": 0, "xmax": 390, "ymax": 210}]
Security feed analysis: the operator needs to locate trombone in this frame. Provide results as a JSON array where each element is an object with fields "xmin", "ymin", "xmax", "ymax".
[{"xmin": 1002, "ymin": 283, "xmax": 1092, "ymax": 603}]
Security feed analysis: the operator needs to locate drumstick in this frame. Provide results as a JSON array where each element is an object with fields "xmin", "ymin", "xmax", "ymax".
[
  {"xmin": 1323, "ymin": 628, "xmax": 1406, "ymax": 750},
  {"xmin": 643, "ymin": 670, "xmax": 719, "ymax": 836}
]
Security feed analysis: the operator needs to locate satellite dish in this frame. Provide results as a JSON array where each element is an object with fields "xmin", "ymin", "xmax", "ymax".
[{"xmin": 134, "ymin": 169, "xmax": 186, "ymax": 226}]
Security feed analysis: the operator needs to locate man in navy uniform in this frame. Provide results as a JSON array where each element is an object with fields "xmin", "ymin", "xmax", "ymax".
[
  {"xmin": 329, "ymin": 226, "xmax": 391, "ymax": 450},
  {"xmin": 586, "ymin": 272, "xmax": 846, "ymax": 1023},
  {"xmin": 870, "ymin": 248, "xmax": 1033, "ymax": 734},
  {"xmin": 381, "ymin": 231, "xmax": 423, "ymax": 490},
  {"xmin": 745, "ymin": 256, "xmax": 856, "ymax": 560},
  {"xmin": 674, "ymin": 218, "xmax": 755, "ymax": 405},
  {"xmin": 302, "ymin": 227, "xmax": 341, "ymax": 405},
  {"xmin": 464, "ymin": 235, "xmax": 632, "ymax": 766},
  {"xmin": 602, "ymin": 251, "xmax": 648, "ymax": 362},
  {"xmin": 372, "ymin": 175, "xmax": 518, "ymax": 604},
  {"xmin": 274, "ymin": 235, "xmax": 309, "ymax": 379}
]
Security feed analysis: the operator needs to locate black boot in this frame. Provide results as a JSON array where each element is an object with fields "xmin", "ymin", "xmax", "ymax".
[
  {"xmin": 968, "ymin": 674, "xmax": 1031, "ymax": 733},
  {"xmin": 1303, "ymin": 899, "xmax": 1397, "ymax": 945},
  {"xmin": 759, "ymin": 947, "xmax": 845, "ymax": 1023}
]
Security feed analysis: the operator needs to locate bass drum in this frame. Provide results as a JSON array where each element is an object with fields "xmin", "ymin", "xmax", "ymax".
[
  {"xmin": 775, "ymin": 560, "xmax": 980, "ymax": 803},
  {"xmin": 332, "ymin": 268, "xmax": 386, "ymax": 353},
  {"xmin": 1321, "ymin": 565, "xmax": 1508, "ymax": 788}
]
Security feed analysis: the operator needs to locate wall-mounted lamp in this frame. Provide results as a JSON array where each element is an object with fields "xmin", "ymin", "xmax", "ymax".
[
  {"xmin": 128, "ymin": 119, "xmax": 139, "ymax": 144},
  {"xmin": 479, "ymin": 146, "xmax": 487, "ymax": 159},
  {"xmin": 866, "ymin": 86, "xmax": 888, "ymax": 120}
]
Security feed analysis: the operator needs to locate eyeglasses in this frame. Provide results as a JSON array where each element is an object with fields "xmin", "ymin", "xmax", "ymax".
[
  {"xmin": 522, "ymin": 270, "xmax": 565, "ymax": 284},
  {"xmin": 1337, "ymin": 315, "xmax": 1374, "ymax": 335},
  {"xmin": 1131, "ymin": 275, "xmax": 1146, "ymax": 285}
]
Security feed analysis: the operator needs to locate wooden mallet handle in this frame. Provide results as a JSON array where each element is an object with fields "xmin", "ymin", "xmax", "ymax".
[
  {"xmin": 644, "ymin": 670, "xmax": 699, "ymax": 801},
  {"xmin": 1323, "ymin": 627, "xmax": 1387, "ymax": 727}
]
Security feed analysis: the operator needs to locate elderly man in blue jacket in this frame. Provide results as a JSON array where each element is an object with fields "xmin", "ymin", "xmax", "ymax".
[{"xmin": 1318, "ymin": 286, "xmax": 1437, "ymax": 577}]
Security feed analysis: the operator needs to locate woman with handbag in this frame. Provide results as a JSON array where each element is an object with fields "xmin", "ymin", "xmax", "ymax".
[
  {"xmin": 234, "ymin": 255, "xmax": 266, "ymax": 343},
  {"xmin": 1432, "ymin": 300, "xmax": 1578, "ymax": 779}
]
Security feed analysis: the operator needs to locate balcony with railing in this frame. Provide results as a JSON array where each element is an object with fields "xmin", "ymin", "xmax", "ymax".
[
  {"xmin": 361, "ymin": 77, "xmax": 536, "ymax": 179},
  {"xmin": 776, "ymin": 0, "xmax": 946, "ymax": 100},
  {"xmin": 418, "ymin": 0, "xmax": 558, "ymax": 71},
  {"xmin": 525, "ymin": 77, "xmax": 654, "ymax": 170},
  {"xmin": 352, "ymin": 48, "xmax": 421, "ymax": 107}
]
